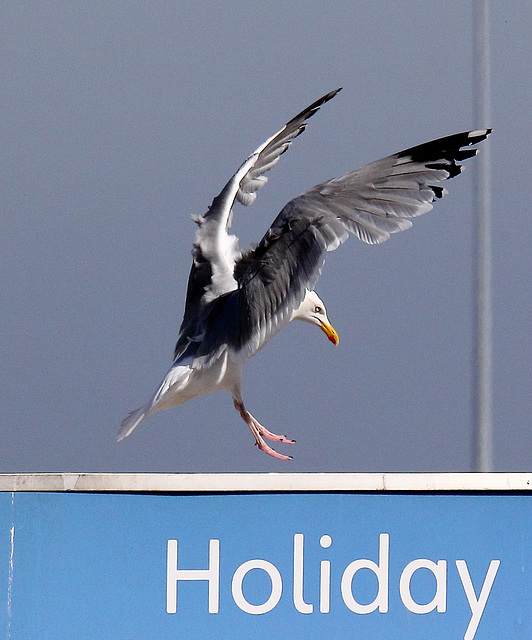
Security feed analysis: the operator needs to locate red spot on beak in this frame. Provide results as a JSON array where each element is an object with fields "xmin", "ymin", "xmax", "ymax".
[{"xmin": 321, "ymin": 321, "xmax": 339, "ymax": 346}]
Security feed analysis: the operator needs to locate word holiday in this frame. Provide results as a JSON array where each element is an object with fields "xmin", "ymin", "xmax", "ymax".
[{"xmin": 166, "ymin": 533, "xmax": 499, "ymax": 640}]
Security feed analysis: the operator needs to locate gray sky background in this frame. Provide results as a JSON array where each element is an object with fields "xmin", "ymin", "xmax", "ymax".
[{"xmin": 2, "ymin": 1, "xmax": 531, "ymax": 473}]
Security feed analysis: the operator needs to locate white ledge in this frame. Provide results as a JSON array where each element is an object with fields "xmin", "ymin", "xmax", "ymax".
[{"xmin": 0, "ymin": 473, "xmax": 530, "ymax": 493}]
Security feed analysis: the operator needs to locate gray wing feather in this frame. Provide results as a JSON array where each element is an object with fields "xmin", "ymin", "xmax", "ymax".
[
  {"xmin": 236, "ymin": 88, "xmax": 342, "ymax": 206},
  {"xmin": 306, "ymin": 129, "xmax": 491, "ymax": 245},
  {"xmin": 233, "ymin": 128, "xmax": 491, "ymax": 360},
  {"xmin": 232, "ymin": 209, "xmax": 347, "ymax": 361}
]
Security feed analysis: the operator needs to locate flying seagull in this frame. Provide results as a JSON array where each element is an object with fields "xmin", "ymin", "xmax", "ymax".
[{"xmin": 119, "ymin": 88, "xmax": 490, "ymax": 460}]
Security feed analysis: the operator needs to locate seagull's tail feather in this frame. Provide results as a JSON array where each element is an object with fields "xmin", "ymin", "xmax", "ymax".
[
  {"xmin": 117, "ymin": 405, "xmax": 149, "ymax": 441},
  {"xmin": 118, "ymin": 362, "xmax": 195, "ymax": 442}
]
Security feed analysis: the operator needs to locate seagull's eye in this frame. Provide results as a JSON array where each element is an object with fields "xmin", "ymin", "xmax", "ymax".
[{"xmin": 314, "ymin": 305, "xmax": 323, "ymax": 314}]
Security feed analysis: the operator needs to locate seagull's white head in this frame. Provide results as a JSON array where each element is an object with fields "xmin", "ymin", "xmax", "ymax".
[{"xmin": 291, "ymin": 290, "xmax": 339, "ymax": 345}]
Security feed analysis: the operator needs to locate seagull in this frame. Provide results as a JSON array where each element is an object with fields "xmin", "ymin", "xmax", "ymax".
[{"xmin": 119, "ymin": 88, "xmax": 490, "ymax": 460}]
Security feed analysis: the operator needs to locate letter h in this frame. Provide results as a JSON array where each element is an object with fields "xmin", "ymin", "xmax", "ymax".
[{"xmin": 166, "ymin": 539, "xmax": 220, "ymax": 614}]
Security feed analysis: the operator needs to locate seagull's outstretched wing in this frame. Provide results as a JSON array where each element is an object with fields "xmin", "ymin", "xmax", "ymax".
[
  {"xmin": 303, "ymin": 129, "xmax": 491, "ymax": 244},
  {"xmin": 175, "ymin": 89, "xmax": 342, "ymax": 357},
  {"xmin": 233, "ymin": 129, "xmax": 491, "ymax": 361}
]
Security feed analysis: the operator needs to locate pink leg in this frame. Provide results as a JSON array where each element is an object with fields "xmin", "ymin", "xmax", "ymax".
[{"xmin": 233, "ymin": 400, "xmax": 295, "ymax": 461}]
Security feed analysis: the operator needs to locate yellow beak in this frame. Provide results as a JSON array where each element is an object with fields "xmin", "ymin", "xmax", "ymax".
[{"xmin": 319, "ymin": 320, "xmax": 339, "ymax": 346}]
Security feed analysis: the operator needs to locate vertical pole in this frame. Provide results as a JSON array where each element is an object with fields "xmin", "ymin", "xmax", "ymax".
[{"xmin": 472, "ymin": 0, "xmax": 493, "ymax": 471}]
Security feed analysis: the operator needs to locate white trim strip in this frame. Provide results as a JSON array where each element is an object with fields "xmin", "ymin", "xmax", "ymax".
[{"xmin": 0, "ymin": 473, "xmax": 530, "ymax": 493}]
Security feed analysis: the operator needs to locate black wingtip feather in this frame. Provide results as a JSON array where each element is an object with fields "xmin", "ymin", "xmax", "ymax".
[
  {"xmin": 285, "ymin": 88, "xmax": 342, "ymax": 128},
  {"xmin": 430, "ymin": 185, "xmax": 446, "ymax": 199},
  {"xmin": 398, "ymin": 130, "xmax": 490, "ymax": 162},
  {"xmin": 393, "ymin": 129, "xmax": 491, "ymax": 180}
]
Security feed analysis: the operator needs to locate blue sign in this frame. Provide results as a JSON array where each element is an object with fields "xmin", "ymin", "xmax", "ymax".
[{"xmin": 2, "ymin": 491, "xmax": 530, "ymax": 639}]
